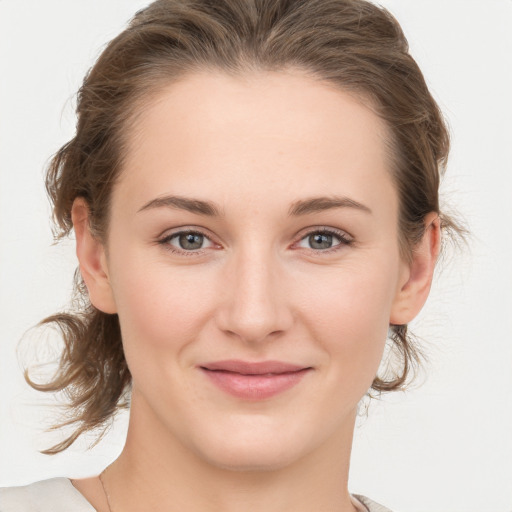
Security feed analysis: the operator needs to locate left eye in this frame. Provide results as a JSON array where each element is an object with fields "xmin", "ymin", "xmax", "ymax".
[
  {"xmin": 166, "ymin": 232, "xmax": 214, "ymax": 251},
  {"xmin": 296, "ymin": 231, "xmax": 349, "ymax": 250}
]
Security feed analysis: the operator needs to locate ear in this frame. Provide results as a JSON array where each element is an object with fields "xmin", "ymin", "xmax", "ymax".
[
  {"xmin": 71, "ymin": 198, "xmax": 117, "ymax": 314},
  {"xmin": 390, "ymin": 212, "xmax": 441, "ymax": 325}
]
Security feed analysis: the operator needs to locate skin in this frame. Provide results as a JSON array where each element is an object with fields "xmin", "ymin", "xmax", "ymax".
[{"xmin": 70, "ymin": 69, "xmax": 440, "ymax": 512}]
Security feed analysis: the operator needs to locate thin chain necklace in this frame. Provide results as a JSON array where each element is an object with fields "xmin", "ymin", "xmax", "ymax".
[{"xmin": 99, "ymin": 467, "xmax": 114, "ymax": 512}]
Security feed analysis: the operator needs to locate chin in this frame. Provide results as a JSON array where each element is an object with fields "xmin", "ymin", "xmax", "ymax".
[
  {"xmin": 185, "ymin": 417, "xmax": 312, "ymax": 473},
  {"xmin": 198, "ymin": 440, "xmax": 301, "ymax": 473}
]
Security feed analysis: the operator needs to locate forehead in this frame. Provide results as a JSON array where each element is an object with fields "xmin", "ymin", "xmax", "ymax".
[{"xmin": 115, "ymin": 69, "xmax": 395, "ymax": 215}]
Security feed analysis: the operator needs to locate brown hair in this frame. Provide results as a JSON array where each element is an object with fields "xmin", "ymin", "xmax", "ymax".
[{"xmin": 27, "ymin": 0, "xmax": 463, "ymax": 454}]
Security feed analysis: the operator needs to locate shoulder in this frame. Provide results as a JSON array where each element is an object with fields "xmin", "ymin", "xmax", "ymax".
[
  {"xmin": 353, "ymin": 494, "xmax": 394, "ymax": 512},
  {"xmin": 0, "ymin": 478, "xmax": 95, "ymax": 512}
]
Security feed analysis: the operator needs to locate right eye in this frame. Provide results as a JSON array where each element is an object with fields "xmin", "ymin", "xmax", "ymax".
[{"xmin": 160, "ymin": 230, "xmax": 215, "ymax": 253}]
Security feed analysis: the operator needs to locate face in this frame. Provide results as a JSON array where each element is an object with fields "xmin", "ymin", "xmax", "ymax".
[{"xmin": 88, "ymin": 70, "xmax": 417, "ymax": 471}]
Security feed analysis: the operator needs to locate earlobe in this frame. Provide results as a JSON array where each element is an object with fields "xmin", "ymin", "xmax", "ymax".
[
  {"xmin": 390, "ymin": 212, "xmax": 441, "ymax": 325},
  {"xmin": 71, "ymin": 198, "xmax": 117, "ymax": 314}
]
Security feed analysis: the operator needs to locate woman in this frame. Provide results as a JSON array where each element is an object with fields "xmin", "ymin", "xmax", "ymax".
[{"xmin": 1, "ymin": 0, "xmax": 464, "ymax": 510}]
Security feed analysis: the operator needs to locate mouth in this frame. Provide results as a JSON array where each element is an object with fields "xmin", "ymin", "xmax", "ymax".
[{"xmin": 199, "ymin": 360, "xmax": 313, "ymax": 400}]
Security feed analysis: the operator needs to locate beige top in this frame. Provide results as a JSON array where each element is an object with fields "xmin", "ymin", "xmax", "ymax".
[{"xmin": 0, "ymin": 478, "xmax": 393, "ymax": 512}]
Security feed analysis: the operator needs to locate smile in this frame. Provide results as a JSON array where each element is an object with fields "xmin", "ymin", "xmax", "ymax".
[{"xmin": 199, "ymin": 360, "xmax": 313, "ymax": 400}]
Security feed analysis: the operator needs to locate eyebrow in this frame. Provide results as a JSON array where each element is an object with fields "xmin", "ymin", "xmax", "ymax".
[
  {"xmin": 288, "ymin": 196, "xmax": 372, "ymax": 216},
  {"xmin": 138, "ymin": 195, "xmax": 222, "ymax": 216},
  {"xmin": 137, "ymin": 194, "xmax": 372, "ymax": 217}
]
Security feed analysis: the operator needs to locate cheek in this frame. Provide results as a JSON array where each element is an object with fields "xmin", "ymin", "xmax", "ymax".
[
  {"xmin": 107, "ymin": 253, "xmax": 222, "ymax": 416},
  {"xmin": 295, "ymin": 259, "xmax": 400, "ymax": 384},
  {"xmin": 108, "ymin": 250, "xmax": 217, "ymax": 358}
]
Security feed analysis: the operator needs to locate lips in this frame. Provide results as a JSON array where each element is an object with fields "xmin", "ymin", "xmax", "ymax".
[
  {"xmin": 201, "ymin": 360, "xmax": 307, "ymax": 375},
  {"xmin": 199, "ymin": 360, "xmax": 312, "ymax": 400}
]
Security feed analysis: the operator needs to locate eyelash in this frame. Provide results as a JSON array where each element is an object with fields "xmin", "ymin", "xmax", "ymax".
[{"xmin": 157, "ymin": 227, "xmax": 353, "ymax": 256}]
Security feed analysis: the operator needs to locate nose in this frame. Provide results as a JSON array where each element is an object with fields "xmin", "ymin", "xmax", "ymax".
[{"xmin": 215, "ymin": 246, "xmax": 294, "ymax": 345}]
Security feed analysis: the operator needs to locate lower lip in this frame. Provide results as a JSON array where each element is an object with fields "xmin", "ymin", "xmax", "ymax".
[{"xmin": 200, "ymin": 368, "xmax": 311, "ymax": 400}]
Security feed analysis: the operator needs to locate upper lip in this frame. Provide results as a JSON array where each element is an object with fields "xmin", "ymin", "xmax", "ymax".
[{"xmin": 200, "ymin": 360, "xmax": 309, "ymax": 375}]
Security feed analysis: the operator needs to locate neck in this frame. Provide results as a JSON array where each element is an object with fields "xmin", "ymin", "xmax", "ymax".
[{"xmin": 105, "ymin": 390, "xmax": 358, "ymax": 512}]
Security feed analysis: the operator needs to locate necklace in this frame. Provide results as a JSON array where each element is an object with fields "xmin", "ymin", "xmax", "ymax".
[{"xmin": 99, "ymin": 468, "xmax": 114, "ymax": 512}]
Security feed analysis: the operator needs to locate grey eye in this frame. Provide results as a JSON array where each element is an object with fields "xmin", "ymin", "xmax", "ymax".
[
  {"xmin": 308, "ymin": 233, "xmax": 333, "ymax": 250},
  {"xmin": 177, "ymin": 233, "xmax": 205, "ymax": 250},
  {"xmin": 166, "ymin": 232, "xmax": 214, "ymax": 251},
  {"xmin": 296, "ymin": 230, "xmax": 350, "ymax": 251}
]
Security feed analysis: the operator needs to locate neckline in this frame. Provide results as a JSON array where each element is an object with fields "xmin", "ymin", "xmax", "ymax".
[
  {"xmin": 65, "ymin": 477, "xmax": 370, "ymax": 512},
  {"xmin": 66, "ymin": 478, "xmax": 99, "ymax": 511}
]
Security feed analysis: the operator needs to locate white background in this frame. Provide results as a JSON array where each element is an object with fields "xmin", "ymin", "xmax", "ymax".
[{"xmin": 1, "ymin": 1, "xmax": 511, "ymax": 511}]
